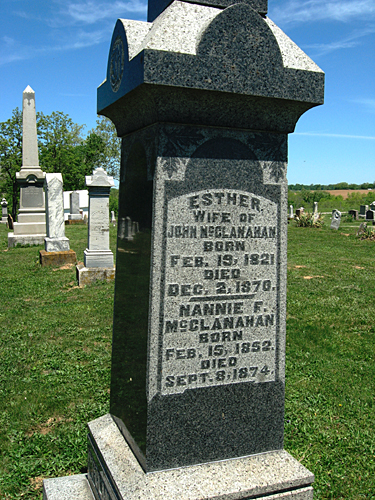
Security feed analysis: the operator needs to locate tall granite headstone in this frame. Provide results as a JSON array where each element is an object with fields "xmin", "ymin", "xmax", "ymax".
[
  {"xmin": 8, "ymin": 86, "xmax": 46, "ymax": 248},
  {"xmin": 288, "ymin": 204, "xmax": 294, "ymax": 219},
  {"xmin": 76, "ymin": 168, "xmax": 115, "ymax": 285},
  {"xmin": 1, "ymin": 198, "xmax": 8, "ymax": 224},
  {"xmin": 43, "ymin": 0, "xmax": 324, "ymax": 498},
  {"xmin": 39, "ymin": 173, "xmax": 76, "ymax": 266}
]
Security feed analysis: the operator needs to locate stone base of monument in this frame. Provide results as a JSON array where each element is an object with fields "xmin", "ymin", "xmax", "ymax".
[
  {"xmin": 40, "ymin": 249, "xmax": 77, "ymax": 267},
  {"xmin": 13, "ymin": 221, "xmax": 46, "ymax": 235},
  {"xmin": 68, "ymin": 214, "xmax": 82, "ymax": 220},
  {"xmin": 43, "ymin": 474, "xmax": 93, "ymax": 500},
  {"xmin": 45, "ymin": 236, "xmax": 70, "ymax": 253},
  {"xmin": 8, "ymin": 233, "xmax": 46, "ymax": 248},
  {"xmin": 84, "ymin": 249, "xmax": 114, "ymax": 268},
  {"xmin": 76, "ymin": 264, "xmax": 115, "ymax": 286},
  {"xmin": 43, "ymin": 414, "xmax": 314, "ymax": 500}
]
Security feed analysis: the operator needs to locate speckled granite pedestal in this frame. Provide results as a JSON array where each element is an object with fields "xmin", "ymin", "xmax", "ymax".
[
  {"xmin": 44, "ymin": 413, "xmax": 313, "ymax": 500},
  {"xmin": 43, "ymin": 0, "xmax": 324, "ymax": 495}
]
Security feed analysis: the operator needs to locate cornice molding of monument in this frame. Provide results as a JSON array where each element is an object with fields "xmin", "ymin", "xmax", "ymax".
[{"xmin": 16, "ymin": 167, "xmax": 46, "ymax": 183}]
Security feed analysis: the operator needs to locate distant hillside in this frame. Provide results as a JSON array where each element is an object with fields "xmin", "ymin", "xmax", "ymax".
[{"xmin": 325, "ymin": 189, "xmax": 374, "ymax": 200}]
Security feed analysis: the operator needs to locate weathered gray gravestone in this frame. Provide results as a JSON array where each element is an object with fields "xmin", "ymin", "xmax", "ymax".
[
  {"xmin": 43, "ymin": 0, "xmax": 324, "ymax": 498},
  {"xmin": 76, "ymin": 168, "xmax": 115, "ymax": 285},
  {"xmin": 118, "ymin": 217, "xmax": 126, "ymax": 239},
  {"xmin": 8, "ymin": 86, "xmax": 46, "ymax": 248},
  {"xmin": 111, "ymin": 210, "xmax": 116, "ymax": 225},
  {"xmin": 68, "ymin": 191, "xmax": 81, "ymax": 220},
  {"xmin": 1, "ymin": 198, "xmax": 8, "ymax": 223},
  {"xmin": 124, "ymin": 216, "xmax": 133, "ymax": 241},
  {"xmin": 331, "ymin": 209, "xmax": 341, "ymax": 230},
  {"xmin": 40, "ymin": 174, "xmax": 76, "ymax": 266},
  {"xmin": 288, "ymin": 204, "xmax": 294, "ymax": 219},
  {"xmin": 348, "ymin": 209, "xmax": 358, "ymax": 221},
  {"xmin": 295, "ymin": 208, "xmax": 304, "ymax": 218},
  {"xmin": 313, "ymin": 201, "xmax": 318, "ymax": 214}
]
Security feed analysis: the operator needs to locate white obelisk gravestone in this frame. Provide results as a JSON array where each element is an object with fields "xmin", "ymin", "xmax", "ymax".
[{"xmin": 8, "ymin": 86, "xmax": 46, "ymax": 248}]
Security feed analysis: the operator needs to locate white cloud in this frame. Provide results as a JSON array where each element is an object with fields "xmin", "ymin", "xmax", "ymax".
[
  {"xmin": 62, "ymin": 0, "xmax": 147, "ymax": 25},
  {"xmin": 295, "ymin": 132, "xmax": 375, "ymax": 140},
  {"xmin": 0, "ymin": 26, "xmax": 110, "ymax": 66},
  {"xmin": 2, "ymin": 36, "xmax": 16, "ymax": 46},
  {"xmin": 270, "ymin": 0, "xmax": 375, "ymax": 24},
  {"xmin": 351, "ymin": 98, "xmax": 375, "ymax": 114},
  {"xmin": 302, "ymin": 25, "xmax": 375, "ymax": 55}
]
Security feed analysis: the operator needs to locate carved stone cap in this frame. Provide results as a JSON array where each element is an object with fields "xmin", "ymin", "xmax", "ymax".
[
  {"xmin": 148, "ymin": 0, "xmax": 267, "ymax": 22},
  {"xmin": 98, "ymin": 1, "xmax": 324, "ymax": 135},
  {"xmin": 85, "ymin": 167, "xmax": 115, "ymax": 188}
]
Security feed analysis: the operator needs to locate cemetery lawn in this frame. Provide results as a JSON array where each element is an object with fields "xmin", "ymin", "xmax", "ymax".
[{"xmin": 0, "ymin": 219, "xmax": 374, "ymax": 499}]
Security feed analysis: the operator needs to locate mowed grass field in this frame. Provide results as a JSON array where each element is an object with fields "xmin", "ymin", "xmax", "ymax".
[{"xmin": 0, "ymin": 219, "xmax": 374, "ymax": 499}]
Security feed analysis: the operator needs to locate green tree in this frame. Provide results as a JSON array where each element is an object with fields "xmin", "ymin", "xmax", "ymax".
[
  {"xmin": 0, "ymin": 108, "xmax": 105, "ymax": 217},
  {"xmin": 89, "ymin": 116, "xmax": 121, "ymax": 179},
  {"xmin": 109, "ymin": 188, "xmax": 119, "ymax": 217},
  {"xmin": 37, "ymin": 111, "xmax": 88, "ymax": 189},
  {"xmin": 0, "ymin": 108, "xmax": 22, "ymax": 219}
]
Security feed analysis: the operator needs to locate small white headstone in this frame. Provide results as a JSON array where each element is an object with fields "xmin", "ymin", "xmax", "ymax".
[
  {"xmin": 330, "ymin": 209, "xmax": 341, "ymax": 230},
  {"xmin": 84, "ymin": 168, "xmax": 115, "ymax": 268}
]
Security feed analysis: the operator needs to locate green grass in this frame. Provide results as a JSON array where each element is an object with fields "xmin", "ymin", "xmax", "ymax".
[
  {"xmin": 285, "ymin": 221, "xmax": 375, "ymax": 499},
  {"xmin": 0, "ymin": 220, "xmax": 374, "ymax": 499}
]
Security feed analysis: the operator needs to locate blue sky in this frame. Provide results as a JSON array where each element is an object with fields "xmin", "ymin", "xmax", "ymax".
[{"xmin": 0, "ymin": 0, "xmax": 374, "ymax": 185}]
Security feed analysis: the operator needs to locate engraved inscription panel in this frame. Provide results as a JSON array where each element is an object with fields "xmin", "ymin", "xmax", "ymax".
[
  {"xmin": 161, "ymin": 189, "xmax": 279, "ymax": 395},
  {"xmin": 21, "ymin": 185, "xmax": 44, "ymax": 208}
]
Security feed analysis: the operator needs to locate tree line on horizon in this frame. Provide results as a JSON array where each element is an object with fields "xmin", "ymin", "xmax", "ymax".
[
  {"xmin": 0, "ymin": 108, "xmax": 121, "ymax": 219},
  {"xmin": 289, "ymin": 182, "xmax": 375, "ymax": 191}
]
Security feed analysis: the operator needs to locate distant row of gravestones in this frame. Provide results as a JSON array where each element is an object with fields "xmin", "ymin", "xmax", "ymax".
[
  {"xmin": 288, "ymin": 202, "xmax": 375, "ymax": 223},
  {"xmin": 286, "ymin": 201, "xmax": 375, "ymax": 232},
  {"xmin": 1, "ymin": 179, "xmax": 139, "ymax": 287}
]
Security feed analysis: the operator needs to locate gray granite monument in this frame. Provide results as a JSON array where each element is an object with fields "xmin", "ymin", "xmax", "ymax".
[
  {"xmin": 313, "ymin": 201, "xmax": 318, "ymax": 214},
  {"xmin": 1, "ymin": 198, "xmax": 8, "ymax": 224},
  {"xmin": 76, "ymin": 168, "xmax": 115, "ymax": 285},
  {"xmin": 330, "ymin": 209, "xmax": 341, "ymax": 230},
  {"xmin": 40, "ymin": 173, "xmax": 76, "ymax": 266},
  {"xmin": 8, "ymin": 86, "xmax": 46, "ymax": 248},
  {"xmin": 348, "ymin": 209, "xmax": 358, "ymax": 221},
  {"xmin": 288, "ymin": 204, "xmax": 294, "ymax": 219},
  {"xmin": 43, "ymin": 0, "xmax": 324, "ymax": 498}
]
